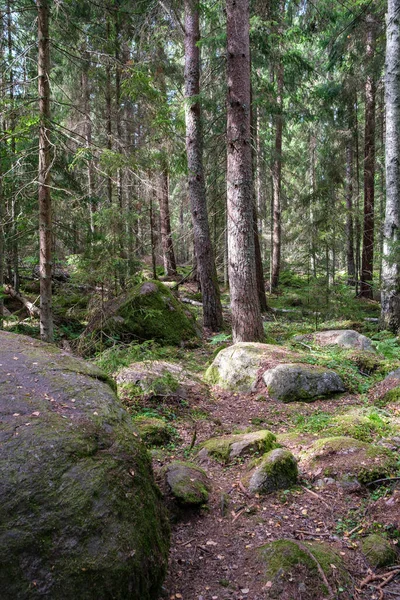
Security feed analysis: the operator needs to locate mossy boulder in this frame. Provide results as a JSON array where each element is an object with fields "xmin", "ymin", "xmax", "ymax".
[
  {"xmin": 81, "ymin": 280, "xmax": 199, "ymax": 354},
  {"xmin": 263, "ymin": 363, "xmax": 345, "ymax": 402},
  {"xmin": 295, "ymin": 329, "xmax": 376, "ymax": 353},
  {"xmin": 0, "ymin": 331, "xmax": 169, "ymax": 600},
  {"xmin": 204, "ymin": 342, "xmax": 296, "ymax": 392},
  {"xmin": 361, "ymin": 534, "xmax": 398, "ymax": 568},
  {"xmin": 164, "ymin": 461, "xmax": 211, "ymax": 506},
  {"xmin": 133, "ymin": 416, "xmax": 175, "ymax": 446},
  {"xmin": 246, "ymin": 448, "xmax": 298, "ymax": 494},
  {"xmin": 198, "ymin": 430, "xmax": 276, "ymax": 463},
  {"xmin": 326, "ymin": 408, "xmax": 392, "ymax": 442},
  {"xmin": 300, "ymin": 436, "xmax": 397, "ymax": 484},
  {"xmin": 258, "ymin": 539, "xmax": 351, "ymax": 599},
  {"xmin": 116, "ymin": 360, "xmax": 206, "ymax": 400}
]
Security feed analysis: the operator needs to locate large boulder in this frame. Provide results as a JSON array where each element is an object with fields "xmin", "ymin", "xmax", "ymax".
[
  {"xmin": 0, "ymin": 331, "xmax": 169, "ymax": 599},
  {"xmin": 263, "ymin": 363, "xmax": 345, "ymax": 402},
  {"xmin": 80, "ymin": 280, "xmax": 199, "ymax": 354},
  {"xmin": 300, "ymin": 436, "xmax": 397, "ymax": 485},
  {"xmin": 361, "ymin": 534, "xmax": 398, "ymax": 568},
  {"xmin": 116, "ymin": 360, "xmax": 206, "ymax": 401},
  {"xmin": 295, "ymin": 330, "xmax": 376, "ymax": 352},
  {"xmin": 204, "ymin": 343, "xmax": 296, "ymax": 392}
]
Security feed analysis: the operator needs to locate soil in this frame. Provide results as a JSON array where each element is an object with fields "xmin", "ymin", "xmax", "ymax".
[{"xmin": 151, "ymin": 374, "xmax": 400, "ymax": 600}]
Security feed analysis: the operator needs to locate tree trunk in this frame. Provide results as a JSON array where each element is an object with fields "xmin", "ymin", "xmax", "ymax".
[
  {"xmin": 106, "ymin": 18, "xmax": 113, "ymax": 204},
  {"xmin": 251, "ymin": 82, "xmax": 268, "ymax": 313},
  {"xmin": 37, "ymin": 0, "xmax": 53, "ymax": 342},
  {"xmin": 360, "ymin": 15, "xmax": 376, "ymax": 299},
  {"xmin": 7, "ymin": 1, "xmax": 19, "ymax": 292},
  {"xmin": 159, "ymin": 162, "xmax": 177, "ymax": 276},
  {"xmin": 184, "ymin": 0, "xmax": 223, "ymax": 331},
  {"xmin": 82, "ymin": 50, "xmax": 96, "ymax": 238},
  {"xmin": 226, "ymin": 0, "xmax": 264, "ymax": 342},
  {"xmin": 380, "ymin": 0, "xmax": 400, "ymax": 331},
  {"xmin": 345, "ymin": 116, "xmax": 356, "ymax": 285},
  {"xmin": 271, "ymin": 15, "xmax": 284, "ymax": 291}
]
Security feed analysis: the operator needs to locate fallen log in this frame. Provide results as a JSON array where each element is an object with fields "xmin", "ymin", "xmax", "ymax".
[{"xmin": 4, "ymin": 285, "xmax": 40, "ymax": 317}]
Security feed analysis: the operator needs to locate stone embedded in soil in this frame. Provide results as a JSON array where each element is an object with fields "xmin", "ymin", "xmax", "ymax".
[
  {"xmin": 384, "ymin": 367, "xmax": 400, "ymax": 382},
  {"xmin": 295, "ymin": 329, "xmax": 376, "ymax": 352},
  {"xmin": 258, "ymin": 539, "xmax": 351, "ymax": 599},
  {"xmin": 246, "ymin": 448, "xmax": 298, "ymax": 494},
  {"xmin": 300, "ymin": 436, "xmax": 397, "ymax": 485},
  {"xmin": 0, "ymin": 331, "xmax": 169, "ymax": 600},
  {"xmin": 164, "ymin": 461, "xmax": 211, "ymax": 505},
  {"xmin": 198, "ymin": 430, "xmax": 276, "ymax": 464},
  {"xmin": 204, "ymin": 342, "xmax": 296, "ymax": 392},
  {"xmin": 132, "ymin": 415, "xmax": 174, "ymax": 446},
  {"xmin": 361, "ymin": 534, "xmax": 398, "ymax": 568},
  {"xmin": 116, "ymin": 359, "xmax": 205, "ymax": 400},
  {"xmin": 262, "ymin": 363, "xmax": 345, "ymax": 402}
]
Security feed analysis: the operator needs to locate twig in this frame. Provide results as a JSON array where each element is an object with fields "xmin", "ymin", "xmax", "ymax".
[
  {"xmin": 365, "ymin": 477, "xmax": 400, "ymax": 487},
  {"xmin": 291, "ymin": 540, "xmax": 335, "ymax": 598},
  {"xmin": 295, "ymin": 529, "xmax": 331, "ymax": 537},
  {"xmin": 301, "ymin": 486, "xmax": 331, "ymax": 510},
  {"xmin": 188, "ymin": 424, "xmax": 197, "ymax": 451},
  {"xmin": 238, "ymin": 481, "xmax": 251, "ymax": 498},
  {"xmin": 178, "ymin": 538, "xmax": 195, "ymax": 546}
]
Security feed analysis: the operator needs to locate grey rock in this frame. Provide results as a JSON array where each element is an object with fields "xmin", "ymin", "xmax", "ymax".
[
  {"xmin": 247, "ymin": 448, "xmax": 298, "ymax": 494},
  {"xmin": 165, "ymin": 461, "xmax": 211, "ymax": 505},
  {"xmin": 0, "ymin": 331, "xmax": 169, "ymax": 600},
  {"xmin": 296, "ymin": 329, "xmax": 376, "ymax": 352},
  {"xmin": 263, "ymin": 363, "xmax": 345, "ymax": 402}
]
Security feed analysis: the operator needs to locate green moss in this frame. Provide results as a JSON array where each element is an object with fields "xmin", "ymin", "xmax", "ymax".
[
  {"xmin": 199, "ymin": 430, "xmax": 276, "ymax": 464},
  {"xmin": 133, "ymin": 416, "xmax": 176, "ymax": 446},
  {"xmin": 165, "ymin": 461, "xmax": 210, "ymax": 505},
  {"xmin": 321, "ymin": 409, "xmax": 392, "ymax": 442},
  {"xmin": 258, "ymin": 540, "xmax": 349, "ymax": 598},
  {"xmin": 383, "ymin": 386, "xmax": 400, "ymax": 404},
  {"xmin": 247, "ymin": 448, "xmax": 298, "ymax": 494},
  {"xmin": 361, "ymin": 534, "xmax": 398, "ymax": 568}
]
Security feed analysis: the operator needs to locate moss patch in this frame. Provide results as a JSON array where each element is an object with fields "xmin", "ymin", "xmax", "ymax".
[
  {"xmin": 133, "ymin": 416, "xmax": 176, "ymax": 446},
  {"xmin": 258, "ymin": 539, "xmax": 351, "ymax": 599},
  {"xmin": 164, "ymin": 461, "xmax": 211, "ymax": 505},
  {"xmin": 246, "ymin": 448, "xmax": 298, "ymax": 494},
  {"xmin": 199, "ymin": 430, "xmax": 276, "ymax": 464},
  {"xmin": 361, "ymin": 534, "xmax": 398, "ymax": 568}
]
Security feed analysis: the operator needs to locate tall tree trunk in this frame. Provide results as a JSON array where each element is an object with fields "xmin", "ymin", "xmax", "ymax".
[
  {"xmin": 184, "ymin": 0, "xmax": 223, "ymax": 331},
  {"xmin": 345, "ymin": 115, "xmax": 356, "ymax": 285},
  {"xmin": 82, "ymin": 50, "xmax": 96, "ymax": 238},
  {"xmin": 106, "ymin": 18, "xmax": 113, "ymax": 204},
  {"xmin": 0, "ymin": 8, "xmax": 4, "ymax": 328},
  {"xmin": 159, "ymin": 162, "xmax": 177, "ymax": 276},
  {"xmin": 381, "ymin": 0, "xmax": 400, "ymax": 331},
  {"xmin": 37, "ymin": 0, "xmax": 53, "ymax": 342},
  {"xmin": 226, "ymin": 0, "xmax": 264, "ymax": 342},
  {"xmin": 360, "ymin": 15, "xmax": 376, "ymax": 299},
  {"xmin": 251, "ymin": 82, "xmax": 268, "ymax": 312},
  {"xmin": 7, "ymin": 1, "xmax": 19, "ymax": 292},
  {"xmin": 271, "ymin": 18, "xmax": 284, "ymax": 290}
]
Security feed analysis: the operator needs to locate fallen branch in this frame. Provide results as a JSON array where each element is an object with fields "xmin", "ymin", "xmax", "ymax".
[
  {"xmin": 301, "ymin": 486, "xmax": 331, "ymax": 510},
  {"xmin": 365, "ymin": 477, "xmax": 400, "ymax": 487},
  {"xmin": 4, "ymin": 285, "xmax": 40, "ymax": 317},
  {"xmin": 291, "ymin": 539, "xmax": 335, "ymax": 598}
]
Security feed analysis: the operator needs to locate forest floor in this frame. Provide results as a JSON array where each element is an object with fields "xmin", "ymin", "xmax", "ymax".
[{"xmin": 3, "ymin": 272, "xmax": 400, "ymax": 599}]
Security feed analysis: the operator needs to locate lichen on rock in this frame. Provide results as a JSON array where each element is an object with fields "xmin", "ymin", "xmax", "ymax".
[
  {"xmin": 361, "ymin": 534, "xmax": 398, "ymax": 568},
  {"xmin": 246, "ymin": 448, "xmax": 298, "ymax": 494},
  {"xmin": 258, "ymin": 539, "xmax": 351, "ymax": 599},
  {"xmin": 263, "ymin": 363, "xmax": 345, "ymax": 402},
  {"xmin": 198, "ymin": 430, "xmax": 276, "ymax": 463},
  {"xmin": 164, "ymin": 461, "xmax": 211, "ymax": 505},
  {"xmin": 80, "ymin": 280, "xmax": 200, "ymax": 354},
  {"xmin": 0, "ymin": 331, "xmax": 170, "ymax": 600}
]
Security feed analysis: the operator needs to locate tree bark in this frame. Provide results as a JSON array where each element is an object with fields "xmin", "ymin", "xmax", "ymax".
[
  {"xmin": 226, "ymin": 0, "xmax": 264, "ymax": 342},
  {"xmin": 37, "ymin": 0, "xmax": 53, "ymax": 342},
  {"xmin": 159, "ymin": 162, "xmax": 177, "ymax": 276},
  {"xmin": 184, "ymin": 0, "xmax": 223, "ymax": 331},
  {"xmin": 7, "ymin": 0, "xmax": 19, "ymax": 292},
  {"xmin": 360, "ymin": 15, "xmax": 376, "ymax": 299},
  {"xmin": 381, "ymin": 0, "xmax": 400, "ymax": 331},
  {"xmin": 345, "ymin": 114, "xmax": 356, "ymax": 285},
  {"xmin": 82, "ymin": 50, "xmax": 96, "ymax": 238},
  {"xmin": 271, "ymin": 14, "xmax": 284, "ymax": 291}
]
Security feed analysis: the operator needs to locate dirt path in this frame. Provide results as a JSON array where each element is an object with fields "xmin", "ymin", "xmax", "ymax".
[{"xmin": 155, "ymin": 382, "xmax": 400, "ymax": 600}]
